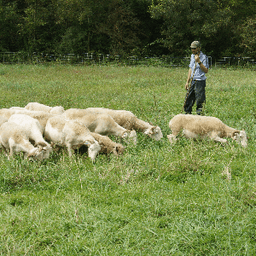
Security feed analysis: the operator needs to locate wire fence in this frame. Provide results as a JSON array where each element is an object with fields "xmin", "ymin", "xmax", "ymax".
[
  {"xmin": 0, "ymin": 51, "xmax": 255, "ymax": 67},
  {"xmin": 0, "ymin": 52, "xmax": 194, "ymax": 66}
]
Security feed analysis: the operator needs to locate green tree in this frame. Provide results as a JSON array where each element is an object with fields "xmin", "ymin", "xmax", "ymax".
[
  {"xmin": 239, "ymin": 16, "xmax": 256, "ymax": 58},
  {"xmin": 17, "ymin": 0, "xmax": 58, "ymax": 53},
  {"xmin": 97, "ymin": 0, "xmax": 142, "ymax": 55},
  {"xmin": 149, "ymin": 0, "xmax": 256, "ymax": 58},
  {"xmin": 0, "ymin": 1, "xmax": 23, "ymax": 51},
  {"xmin": 54, "ymin": 0, "xmax": 146, "ymax": 56},
  {"xmin": 149, "ymin": 0, "xmax": 237, "ymax": 58}
]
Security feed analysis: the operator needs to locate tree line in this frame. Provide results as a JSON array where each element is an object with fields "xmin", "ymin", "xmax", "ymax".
[{"xmin": 1, "ymin": 0, "xmax": 256, "ymax": 60}]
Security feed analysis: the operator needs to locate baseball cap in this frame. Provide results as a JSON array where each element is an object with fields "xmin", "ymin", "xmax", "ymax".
[{"xmin": 190, "ymin": 41, "xmax": 201, "ymax": 48}]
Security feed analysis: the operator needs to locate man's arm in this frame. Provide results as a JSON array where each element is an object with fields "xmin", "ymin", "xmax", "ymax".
[
  {"xmin": 195, "ymin": 54, "xmax": 208, "ymax": 73},
  {"xmin": 185, "ymin": 68, "xmax": 192, "ymax": 90}
]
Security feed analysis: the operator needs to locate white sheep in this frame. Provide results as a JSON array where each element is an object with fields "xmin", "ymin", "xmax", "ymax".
[
  {"xmin": 0, "ymin": 108, "xmax": 18, "ymax": 119},
  {"xmin": 90, "ymin": 132, "xmax": 125, "ymax": 155},
  {"xmin": 64, "ymin": 109, "xmax": 137, "ymax": 144},
  {"xmin": 14, "ymin": 110, "xmax": 56, "ymax": 130},
  {"xmin": 0, "ymin": 122, "xmax": 50, "ymax": 160},
  {"xmin": 167, "ymin": 114, "xmax": 247, "ymax": 147},
  {"xmin": 25, "ymin": 102, "xmax": 65, "ymax": 115},
  {"xmin": 0, "ymin": 108, "xmax": 56, "ymax": 130},
  {"xmin": 70, "ymin": 107, "xmax": 163, "ymax": 141},
  {"xmin": 44, "ymin": 115, "xmax": 101, "ymax": 162},
  {"xmin": 0, "ymin": 116, "xmax": 8, "ymax": 127},
  {"xmin": 8, "ymin": 114, "xmax": 53, "ymax": 157},
  {"xmin": 0, "ymin": 116, "xmax": 8, "ymax": 153}
]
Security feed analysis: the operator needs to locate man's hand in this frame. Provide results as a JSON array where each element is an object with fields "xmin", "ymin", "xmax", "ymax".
[
  {"xmin": 195, "ymin": 54, "xmax": 200, "ymax": 63},
  {"xmin": 185, "ymin": 82, "xmax": 189, "ymax": 90}
]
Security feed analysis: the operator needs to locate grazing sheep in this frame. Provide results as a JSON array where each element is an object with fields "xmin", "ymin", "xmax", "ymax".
[
  {"xmin": 64, "ymin": 109, "xmax": 137, "ymax": 144},
  {"xmin": 90, "ymin": 132, "xmax": 125, "ymax": 155},
  {"xmin": 8, "ymin": 114, "xmax": 52, "ymax": 158},
  {"xmin": 14, "ymin": 110, "xmax": 56, "ymax": 130},
  {"xmin": 65, "ymin": 107, "xmax": 163, "ymax": 141},
  {"xmin": 0, "ymin": 122, "xmax": 49, "ymax": 160},
  {"xmin": 0, "ymin": 116, "xmax": 8, "ymax": 153},
  {"xmin": 0, "ymin": 108, "xmax": 17, "ymax": 119},
  {"xmin": 0, "ymin": 108, "xmax": 56, "ymax": 130},
  {"xmin": 0, "ymin": 116, "xmax": 8, "ymax": 127},
  {"xmin": 25, "ymin": 102, "xmax": 65, "ymax": 115},
  {"xmin": 44, "ymin": 115, "xmax": 101, "ymax": 162},
  {"xmin": 167, "ymin": 114, "xmax": 247, "ymax": 147}
]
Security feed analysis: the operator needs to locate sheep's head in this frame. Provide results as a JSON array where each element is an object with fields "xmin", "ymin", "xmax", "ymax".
[
  {"xmin": 233, "ymin": 130, "xmax": 248, "ymax": 147},
  {"xmin": 112, "ymin": 143, "xmax": 125, "ymax": 156},
  {"xmin": 167, "ymin": 134, "xmax": 177, "ymax": 144},
  {"xmin": 42, "ymin": 145, "xmax": 53, "ymax": 159},
  {"xmin": 30, "ymin": 144, "xmax": 52, "ymax": 160},
  {"xmin": 26, "ymin": 148, "xmax": 39, "ymax": 160},
  {"xmin": 144, "ymin": 126, "xmax": 163, "ymax": 141},
  {"xmin": 27, "ymin": 147, "xmax": 45, "ymax": 161},
  {"xmin": 88, "ymin": 141, "xmax": 101, "ymax": 162}
]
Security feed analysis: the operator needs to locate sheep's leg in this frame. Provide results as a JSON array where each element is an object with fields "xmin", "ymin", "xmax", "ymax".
[
  {"xmin": 167, "ymin": 134, "xmax": 177, "ymax": 144},
  {"xmin": 8, "ymin": 147, "xmax": 14, "ymax": 160},
  {"xmin": 66, "ymin": 143, "xmax": 74, "ymax": 157},
  {"xmin": 213, "ymin": 136, "xmax": 227, "ymax": 144},
  {"xmin": 209, "ymin": 132, "xmax": 227, "ymax": 144}
]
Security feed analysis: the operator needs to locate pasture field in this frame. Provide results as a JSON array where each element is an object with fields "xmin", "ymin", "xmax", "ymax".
[{"xmin": 0, "ymin": 64, "xmax": 256, "ymax": 255}]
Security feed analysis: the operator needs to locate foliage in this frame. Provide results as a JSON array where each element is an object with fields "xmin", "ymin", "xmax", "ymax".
[
  {"xmin": 0, "ymin": 64, "xmax": 256, "ymax": 254},
  {"xmin": 0, "ymin": 0, "xmax": 256, "ymax": 57},
  {"xmin": 149, "ymin": 0, "xmax": 237, "ymax": 58},
  {"xmin": 239, "ymin": 16, "xmax": 256, "ymax": 58},
  {"xmin": 0, "ymin": 1, "xmax": 22, "ymax": 51}
]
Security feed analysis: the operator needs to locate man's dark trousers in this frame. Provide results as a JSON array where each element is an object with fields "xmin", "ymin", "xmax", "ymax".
[{"xmin": 184, "ymin": 80, "xmax": 206, "ymax": 115}]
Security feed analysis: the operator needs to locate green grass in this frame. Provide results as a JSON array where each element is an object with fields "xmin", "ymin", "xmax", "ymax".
[{"xmin": 0, "ymin": 64, "xmax": 256, "ymax": 255}]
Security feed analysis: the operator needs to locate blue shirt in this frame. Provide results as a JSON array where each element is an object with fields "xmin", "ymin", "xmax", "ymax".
[{"xmin": 189, "ymin": 51, "xmax": 209, "ymax": 81}]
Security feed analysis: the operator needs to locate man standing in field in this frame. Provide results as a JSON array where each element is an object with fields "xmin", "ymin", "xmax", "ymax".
[{"xmin": 184, "ymin": 41, "xmax": 209, "ymax": 115}]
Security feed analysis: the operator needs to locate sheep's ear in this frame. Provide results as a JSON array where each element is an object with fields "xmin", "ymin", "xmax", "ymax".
[
  {"xmin": 233, "ymin": 131, "xmax": 239, "ymax": 137},
  {"xmin": 151, "ymin": 126, "xmax": 157, "ymax": 134},
  {"xmin": 145, "ymin": 127, "xmax": 154, "ymax": 135},
  {"xmin": 112, "ymin": 146, "xmax": 119, "ymax": 156},
  {"xmin": 152, "ymin": 126, "xmax": 158, "ymax": 133}
]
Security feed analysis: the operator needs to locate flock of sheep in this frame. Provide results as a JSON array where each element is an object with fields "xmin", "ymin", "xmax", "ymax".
[{"xmin": 0, "ymin": 102, "xmax": 247, "ymax": 161}]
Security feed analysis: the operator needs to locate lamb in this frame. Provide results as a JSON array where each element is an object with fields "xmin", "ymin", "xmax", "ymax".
[
  {"xmin": 0, "ymin": 108, "xmax": 55, "ymax": 130},
  {"xmin": 64, "ymin": 109, "xmax": 137, "ymax": 144},
  {"xmin": 8, "ymin": 114, "xmax": 53, "ymax": 157},
  {"xmin": 44, "ymin": 115, "xmax": 101, "ymax": 162},
  {"xmin": 66, "ymin": 107, "xmax": 163, "ymax": 141},
  {"xmin": 0, "ymin": 116, "xmax": 8, "ymax": 127},
  {"xmin": 0, "ymin": 108, "xmax": 17, "ymax": 119},
  {"xmin": 0, "ymin": 122, "xmax": 50, "ymax": 160},
  {"xmin": 25, "ymin": 102, "xmax": 65, "ymax": 115},
  {"xmin": 167, "ymin": 114, "xmax": 247, "ymax": 147},
  {"xmin": 90, "ymin": 132, "xmax": 125, "ymax": 155},
  {"xmin": 14, "ymin": 110, "xmax": 56, "ymax": 130}
]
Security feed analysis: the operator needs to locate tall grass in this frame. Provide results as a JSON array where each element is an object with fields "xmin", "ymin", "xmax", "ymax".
[{"xmin": 0, "ymin": 64, "xmax": 256, "ymax": 255}]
